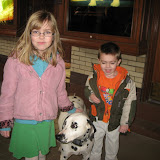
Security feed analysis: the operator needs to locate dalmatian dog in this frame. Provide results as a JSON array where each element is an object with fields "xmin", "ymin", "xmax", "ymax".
[{"xmin": 56, "ymin": 95, "xmax": 96, "ymax": 160}]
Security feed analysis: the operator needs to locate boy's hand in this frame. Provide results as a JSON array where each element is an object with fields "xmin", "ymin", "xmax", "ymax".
[
  {"xmin": 90, "ymin": 93, "xmax": 100, "ymax": 104},
  {"xmin": 0, "ymin": 131, "xmax": 10, "ymax": 138},
  {"xmin": 119, "ymin": 125, "xmax": 129, "ymax": 133}
]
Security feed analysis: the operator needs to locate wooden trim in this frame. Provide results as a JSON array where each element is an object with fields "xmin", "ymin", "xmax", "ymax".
[
  {"xmin": 61, "ymin": 36, "xmax": 140, "ymax": 55},
  {"xmin": 70, "ymin": 72, "xmax": 88, "ymax": 85},
  {"xmin": 0, "ymin": 55, "xmax": 7, "ymax": 82},
  {"xmin": 63, "ymin": 0, "xmax": 143, "ymax": 42},
  {"xmin": 57, "ymin": 0, "xmax": 62, "ymax": 4},
  {"xmin": 141, "ymin": 0, "xmax": 160, "ymax": 101},
  {"xmin": 0, "ymin": 54, "xmax": 7, "ymax": 64},
  {"xmin": 59, "ymin": 0, "xmax": 148, "ymax": 56}
]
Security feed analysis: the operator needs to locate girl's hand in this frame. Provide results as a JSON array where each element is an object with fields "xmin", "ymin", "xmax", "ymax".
[
  {"xmin": 75, "ymin": 108, "xmax": 83, "ymax": 113},
  {"xmin": 0, "ymin": 130, "xmax": 10, "ymax": 138},
  {"xmin": 119, "ymin": 125, "xmax": 129, "ymax": 133},
  {"xmin": 90, "ymin": 93, "xmax": 100, "ymax": 104}
]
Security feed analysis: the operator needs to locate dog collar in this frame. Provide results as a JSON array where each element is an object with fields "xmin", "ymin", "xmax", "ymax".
[
  {"xmin": 72, "ymin": 132, "xmax": 90, "ymax": 147},
  {"xmin": 72, "ymin": 126, "xmax": 95, "ymax": 147}
]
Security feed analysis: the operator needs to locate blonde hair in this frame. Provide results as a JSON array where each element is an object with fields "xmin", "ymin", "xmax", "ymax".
[{"xmin": 10, "ymin": 10, "xmax": 63, "ymax": 66}]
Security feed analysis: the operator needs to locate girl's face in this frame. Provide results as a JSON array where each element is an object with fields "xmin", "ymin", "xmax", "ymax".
[
  {"xmin": 98, "ymin": 53, "xmax": 121, "ymax": 78},
  {"xmin": 31, "ymin": 21, "xmax": 54, "ymax": 55}
]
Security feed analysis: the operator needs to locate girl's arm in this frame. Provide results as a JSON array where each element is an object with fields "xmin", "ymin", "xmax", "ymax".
[
  {"xmin": 0, "ymin": 58, "xmax": 18, "ymax": 122},
  {"xmin": 56, "ymin": 59, "xmax": 73, "ymax": 111},
  {"xmin": 0, "ymin": 119, "xmax": 13, "ymax": 129},
  {"xmin": 0, "ymin": 115, "xmax": 13, "ymax": 138},
  {"xmin": 56, "ymin": 58, "xmax": 83, "ymax": 113}
]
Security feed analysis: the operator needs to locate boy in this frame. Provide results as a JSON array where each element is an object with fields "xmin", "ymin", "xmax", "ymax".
[{"xmin": 84, "ymin": 42, "xmax": 136, "ymax": 160}]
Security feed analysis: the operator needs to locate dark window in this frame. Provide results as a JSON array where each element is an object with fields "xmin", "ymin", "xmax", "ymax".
[{"xmin": 68, "ymin": 0, "xmax": 134, "ymax": 37}]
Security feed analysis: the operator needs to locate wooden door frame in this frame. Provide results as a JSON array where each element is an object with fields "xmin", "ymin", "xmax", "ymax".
[{"xmin": 141, "ymin": 0, "xmax": 160, "ymax": 101}]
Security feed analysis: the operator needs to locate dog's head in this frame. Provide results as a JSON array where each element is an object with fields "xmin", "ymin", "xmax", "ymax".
[
  {"xmin": 68, "ymin": 95, "xmax": 85, "ymax": 110},
  {"xmin": 56, "ymin": 113, "xmax": 95, "ymax": 144}
]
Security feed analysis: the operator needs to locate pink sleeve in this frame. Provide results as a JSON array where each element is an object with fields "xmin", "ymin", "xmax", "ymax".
[
  {"xmin": 56, "ymin": 58, "xmax": 72, "ymax": 110},
  {"xmin": 0, "ymin": 58, "xmax": 18, "ymax": 121}
]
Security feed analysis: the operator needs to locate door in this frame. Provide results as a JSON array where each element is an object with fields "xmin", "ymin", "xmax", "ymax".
[{"xmin": 150, "ymin": 25, "xmax": 160, "ymax": 102}]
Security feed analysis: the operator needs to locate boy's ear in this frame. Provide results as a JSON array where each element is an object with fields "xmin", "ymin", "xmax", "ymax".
[
  {"xmin": 98, "ymin": 58, "xmax": 100, "ymax": 64},
  {"xmin": 117, "ymin": 59, "xmax": 121, "ymax": 66}
]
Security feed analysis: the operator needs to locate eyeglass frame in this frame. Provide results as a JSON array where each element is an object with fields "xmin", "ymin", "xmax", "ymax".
[{"xmin": 30, "ymin": 30, "xmax": 54, "ymax": 37}]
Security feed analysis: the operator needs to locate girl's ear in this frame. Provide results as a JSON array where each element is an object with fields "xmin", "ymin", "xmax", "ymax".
[{"xmin": 117, "ymin": 59, "xmax": 121, "ymax": 66}]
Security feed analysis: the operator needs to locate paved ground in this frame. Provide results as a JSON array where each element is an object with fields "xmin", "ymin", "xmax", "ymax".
[{"xmin": 0, "ymin": 132, "xmax": 160, "ymax": 160}]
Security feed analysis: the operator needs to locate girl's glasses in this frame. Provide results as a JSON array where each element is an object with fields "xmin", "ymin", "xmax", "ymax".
[{"xmin": 31, "ymin": 30, "xmax": 54, "ymax": 37}]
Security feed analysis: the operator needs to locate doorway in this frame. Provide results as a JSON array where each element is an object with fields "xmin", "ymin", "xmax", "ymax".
[{"xmin": 150, "ymin": 24, "xmax": 160, "ymax": 103}]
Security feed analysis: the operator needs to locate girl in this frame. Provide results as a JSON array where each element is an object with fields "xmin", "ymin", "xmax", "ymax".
[{"xmin": 0, "ymin": 10, "xmax": 77, "ymax": 160}]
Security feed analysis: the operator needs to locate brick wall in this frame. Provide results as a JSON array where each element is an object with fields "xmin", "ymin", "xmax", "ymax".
[
  {"xmin": 0, "ymin": 36, "xmax": 18, "ymax": 56},
  {"xmin": 0, "ymin": 36, "xmax": 17, "ymax": 90},
  {"xmin": 71, "ymin": 46, "xmax": 146, "ymax": 88},
  {"xmin": 0, "ymin": 35, "xmax": 146, "ymax": 88}
]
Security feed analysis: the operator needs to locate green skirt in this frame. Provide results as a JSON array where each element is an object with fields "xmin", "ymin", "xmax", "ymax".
[{"xmin": 9, "ymin": 120, "xmax": 56, "ymax": 159}]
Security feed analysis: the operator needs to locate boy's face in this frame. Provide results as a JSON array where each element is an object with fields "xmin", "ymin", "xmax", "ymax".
[{"xmin": 98, "ymin": 53, "xmax": 121, "ymax": 78}]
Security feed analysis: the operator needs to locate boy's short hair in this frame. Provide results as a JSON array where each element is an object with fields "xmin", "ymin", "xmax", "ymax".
[{"xmin": 98, "ymin": 42, "xmax": 121, "ymax": 60}]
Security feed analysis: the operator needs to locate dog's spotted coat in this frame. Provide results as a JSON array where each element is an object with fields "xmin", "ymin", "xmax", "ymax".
[{"xmin": 56, "ymin": 96, "xmax": 96, "ymax": 160}]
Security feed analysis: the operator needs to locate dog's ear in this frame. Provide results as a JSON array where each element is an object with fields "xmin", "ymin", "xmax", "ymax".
[
  {"xmin": 87, "ymin": 119, "xmax": 96, "ymax": 133},
  {"xmin": 86, "ymin": 121, "xmax": 92, "ymax": 130},
  {"xmin": 62, "ymin": 115, "xmax": 70, "ymax": 129},
  {"xmin": 87, "ymin": 119, "xmax": 96, "ymax": 141}
]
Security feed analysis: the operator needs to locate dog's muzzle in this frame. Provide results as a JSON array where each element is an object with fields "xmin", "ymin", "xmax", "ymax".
[{"xmin": 56, "ymin": 134, "xmax": 66, "ymax": 142}]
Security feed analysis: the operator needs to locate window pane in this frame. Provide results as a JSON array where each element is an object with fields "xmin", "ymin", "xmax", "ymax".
[
  {"xmin": 0, "ymin": 0, "xmax": 14, "ymax": 25},
  {"xmin": 68, "ymin": 0, "xmax": 134, "ymax": 37}
]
